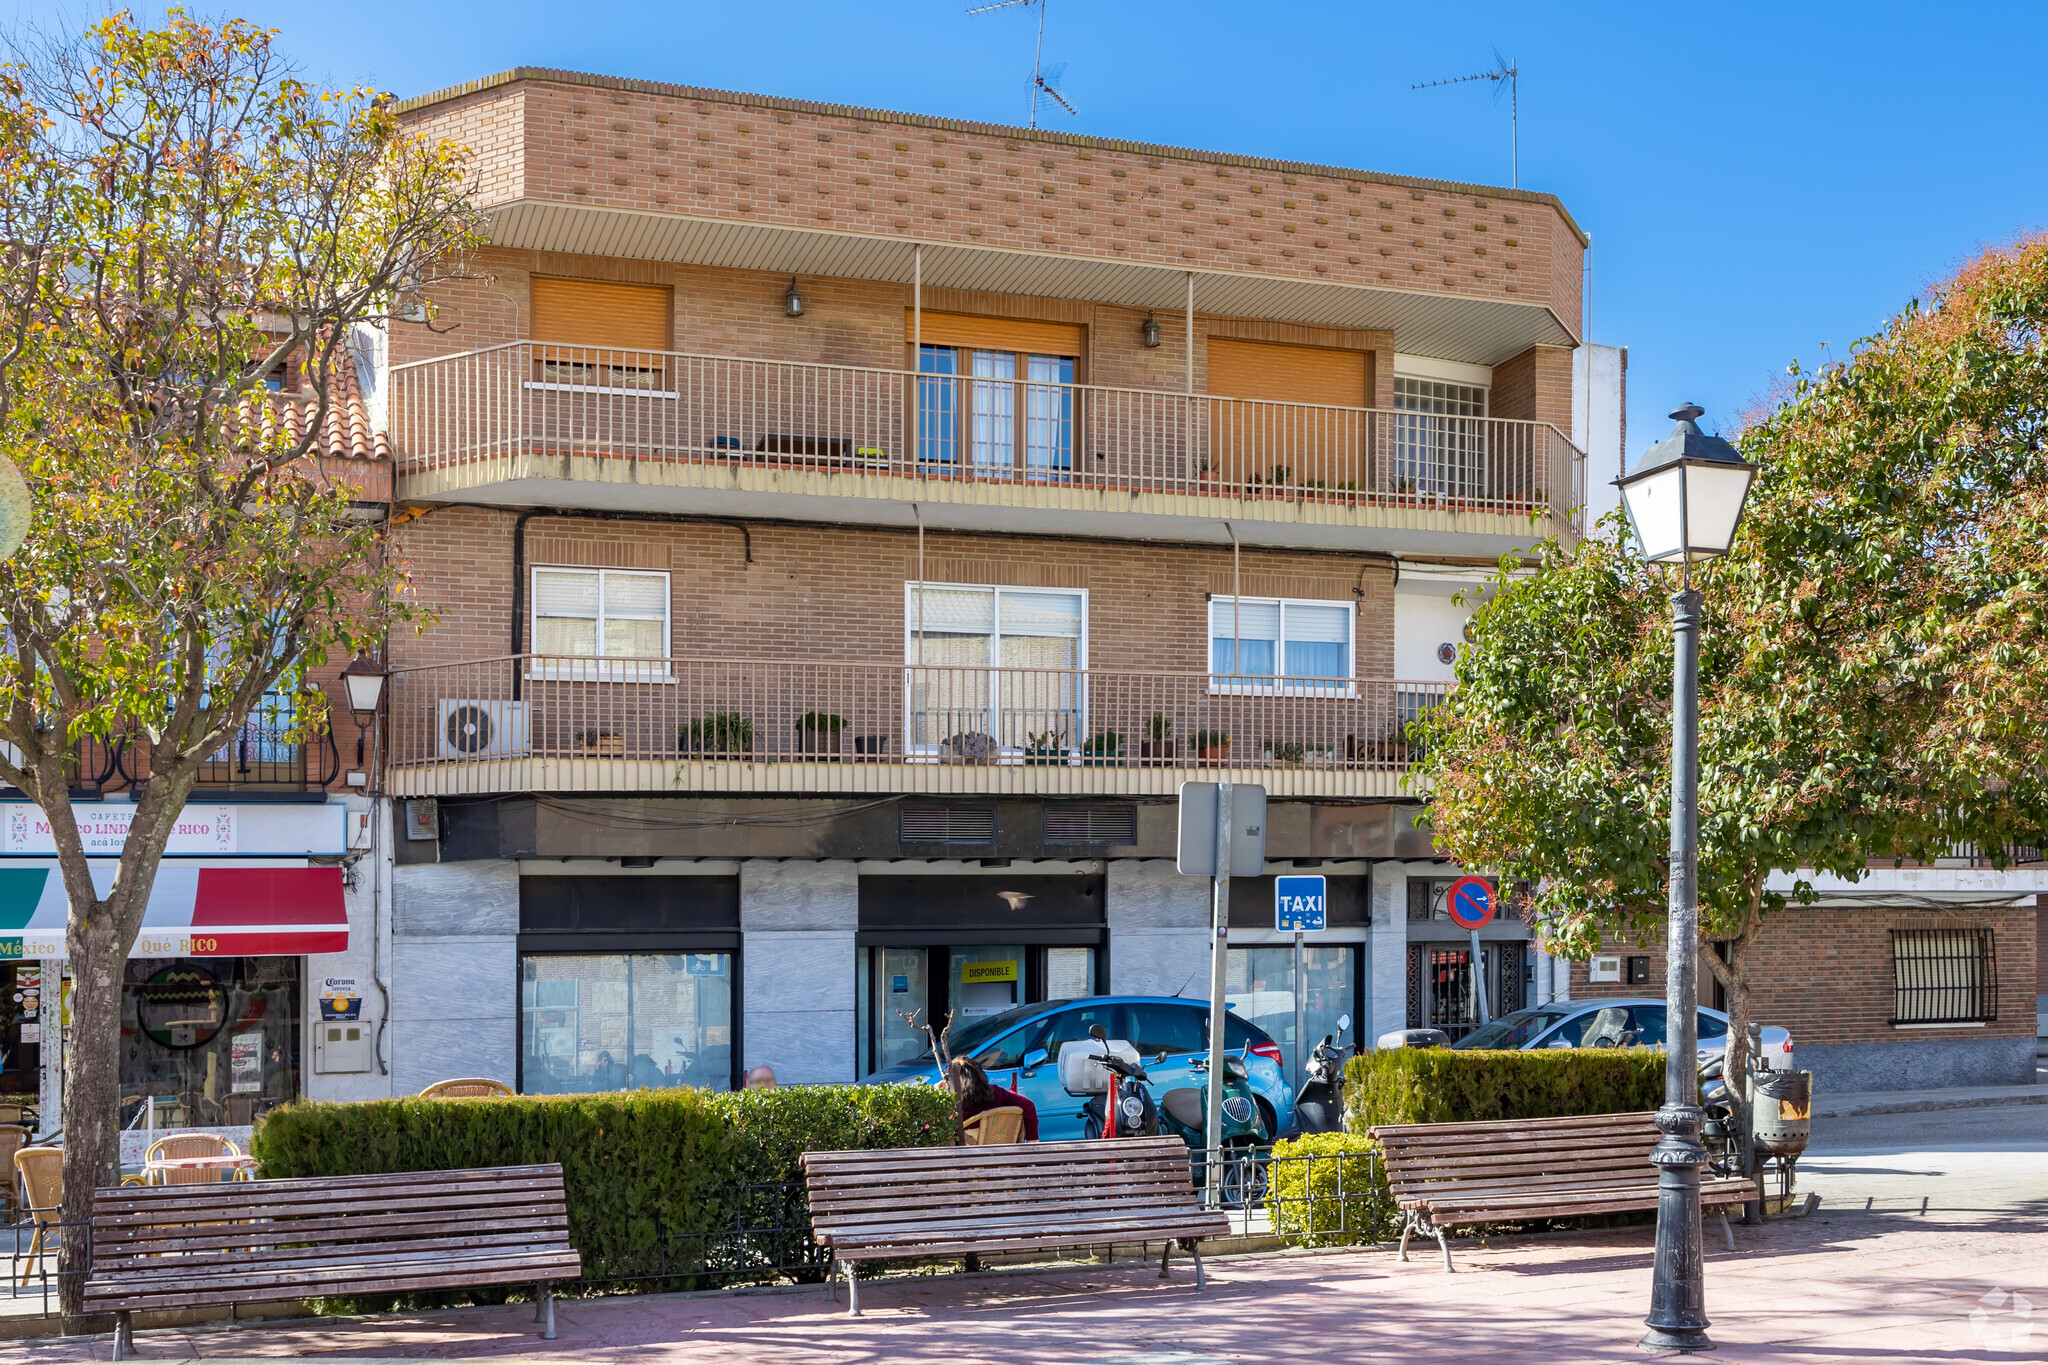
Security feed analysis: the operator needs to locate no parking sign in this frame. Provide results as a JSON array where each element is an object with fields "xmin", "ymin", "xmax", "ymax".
[{"xmin": 1446, "ymin": 875, "xmax": 1495, "ymax": 930}]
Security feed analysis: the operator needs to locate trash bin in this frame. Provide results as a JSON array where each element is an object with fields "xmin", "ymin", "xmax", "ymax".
[{"xmin": 1748, "ymin": 1068, "xmax": 1812, "ymax": 1160}]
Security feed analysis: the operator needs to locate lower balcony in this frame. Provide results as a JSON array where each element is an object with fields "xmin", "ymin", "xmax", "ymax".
[
  {"xmin": 385, "ymin": 655, "xmax": 1445, "ymax": 799},
  {"xmin": 390, "ymin": 344, "xmax": 1584, "ymax": 554}
]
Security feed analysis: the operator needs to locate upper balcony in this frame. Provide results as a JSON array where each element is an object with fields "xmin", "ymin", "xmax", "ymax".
[
  {"xmin": 390, "ymin": 341, "xmax": 1584, "ymax": 555},
  {"xmin": 384, "ymin": 653, "xmax": 1444, "ymax": 801}
]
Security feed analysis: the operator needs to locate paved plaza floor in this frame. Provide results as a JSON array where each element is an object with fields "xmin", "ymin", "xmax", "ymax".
[{"xmin": 2, "ymin": 1097, "xmax": 2040, "ymax": 1363}]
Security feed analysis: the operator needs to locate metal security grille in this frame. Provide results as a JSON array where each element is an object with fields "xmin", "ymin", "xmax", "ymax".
[
  {"xmin": 1407, "ymin": 941, "xmax": 1525, "ymax": 1039},
  {"xmin": 898, "ymin": 802, "xmax": 996, "ymax": 845},
  {"xmin": 1890, "ymin": 927, "xmax": 1997, "ymax": 1024},
  {"xmin": 1042, "ymin": 804, "xmax": 1138, "ymax": 845}
]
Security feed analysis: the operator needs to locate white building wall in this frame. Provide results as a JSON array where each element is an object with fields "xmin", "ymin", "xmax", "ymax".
[
  {"xmin": 389, "ymin": 857, "xmax": 518, "ymax": 1096},
  {"xmin": 1572, "ymin": 342, "xmax": 1627, "ymax": 531},
  {"xmin": 301, "ymin": 795, "xmax": 395, "ymax": 1102}
]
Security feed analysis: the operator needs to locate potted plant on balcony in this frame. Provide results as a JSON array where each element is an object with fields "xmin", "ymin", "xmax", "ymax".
[
  {"xmin": 1194, "ymin": 729, "xmax": 1230, "ymax": 763},
  {"xmin": 941, "ymin": 731, "xmax": 997, "ymax": 764},
  {"xmin": 575, "ymin": 727, "xmax": 624, "ymax": 757},
  {"xmin": 1140, "ymin": 714, "xmax": 1175, "ymax": 761},
  {"xmin": 1080, "ymin": 731, "xmax": 1124, "ymax": 767},
  {"xmin": 796, "ymin": 711, "xmax": 844, "ymax": 756},
  {"xmin": 1269, "ymin": 740, "xmax": 1307, "ymax": 767},
  {"xmin": 681, "ymin": 712, "xmax": 753, "ymax": 755},
  {"xmin": 1023, "ymin": 730, "xmax": 1071, "ymax": 766}
]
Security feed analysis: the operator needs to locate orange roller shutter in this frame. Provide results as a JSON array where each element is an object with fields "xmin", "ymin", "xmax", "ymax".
[
  {"xmin": 1206, "ymin": 338, "xmax": 1365, "ymax": 407},
  {"xmin": 904, "ymin": 311, "xmax": 1084, "ymax": 357},
  {"xmin": 531, "ymin": 278, "xmax": 673, "ymax": 350}
]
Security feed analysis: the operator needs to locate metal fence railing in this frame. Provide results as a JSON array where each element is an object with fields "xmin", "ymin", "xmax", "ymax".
[
  {"xmin": 385, "ymin": 655, "xmax": 1447, "ymax": 798},
  {"xmin": 391, "ymin": 342, "xmax": 1587, "ymax": 533},
  {"xmin": 5, "ymin": 1214, "xmax": 85, "ymax": 1319}
]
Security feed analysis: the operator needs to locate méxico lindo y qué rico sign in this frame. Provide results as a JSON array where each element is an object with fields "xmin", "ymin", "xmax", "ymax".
[{"xmin": 0, "ymin": 862, "xmax": 347, "ymax": 958}]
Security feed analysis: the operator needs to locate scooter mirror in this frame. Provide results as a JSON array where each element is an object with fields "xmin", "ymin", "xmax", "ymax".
[
  {"xmin": 1088, "ymin": 1024, "xmax": 1108, "ymax": 1043},
  {"xmin": 1337, "ymin": 1013, "xmax": 1351, "ymax": 1034}
]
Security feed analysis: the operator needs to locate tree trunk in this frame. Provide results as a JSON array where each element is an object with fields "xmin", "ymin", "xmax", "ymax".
[{"xmin": 56, "ymin": 911, "xmax": 125, "ymax": 1326}]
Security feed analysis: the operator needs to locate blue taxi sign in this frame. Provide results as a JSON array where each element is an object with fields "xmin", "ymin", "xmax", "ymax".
[{"xmin": 1274, "ymin": 875, "xmax": 1327, "ymax": 932}]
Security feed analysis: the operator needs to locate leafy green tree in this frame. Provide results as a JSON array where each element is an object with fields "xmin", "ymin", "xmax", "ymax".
[
  {"xmin": 0, "ymin": 14, "xmax": 479, "ymax": 1314},
  {"xmin": 1416, "ymin": 236, "xmax": 2048, "ymax": 1113}
]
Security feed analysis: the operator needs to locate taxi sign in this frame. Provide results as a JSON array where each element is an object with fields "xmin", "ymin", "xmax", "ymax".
[{"xmin": 1274, "ymin": 875, "xmax": 1327, "ymax": 932}]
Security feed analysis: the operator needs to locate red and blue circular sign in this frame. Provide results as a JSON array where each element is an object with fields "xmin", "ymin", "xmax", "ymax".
[{"xmin": 1446, "ymin": 875, "xmax": 1495, "ymax": 930}]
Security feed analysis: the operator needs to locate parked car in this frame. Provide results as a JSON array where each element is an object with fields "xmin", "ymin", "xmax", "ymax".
[
  {"xmin": 1449, "ymin": 999, "xmax": 1793, "ymax": 1069},
  {"xmin": 859, "ymin": 995, "xmax": 1293, "ymax": 1142}
]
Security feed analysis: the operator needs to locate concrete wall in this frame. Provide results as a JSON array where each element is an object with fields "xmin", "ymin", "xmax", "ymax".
[
  {"xmin": 389, "ymin": 859, "xmax": 519, "ymax": 1096},
  {"xmin": 1105, "ymin": 860, "xmax": 1209, "ymax": 999},
  {"xmin": 739, "ymin": 860, "xmax": 858, "ymax": 1084},
  {"xmin": 1571, "ymin": 342, "xmax": 1626, "ymax": 529},
  {"xmin": 1797, "ymin": 1036, "xmax": 2037, "ymax": 1094}
]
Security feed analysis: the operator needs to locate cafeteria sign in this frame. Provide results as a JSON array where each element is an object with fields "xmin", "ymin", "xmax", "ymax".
[
  {"xmin": 5, "ymin": 803, "xmax": 236, "ymax": 855},
  {"xmin": 961, "ymin": 960, "xmax": 1017, "ymax": 985}
]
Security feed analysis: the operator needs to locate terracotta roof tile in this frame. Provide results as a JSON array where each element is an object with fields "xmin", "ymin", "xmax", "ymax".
[{"xmin": 230, "ymin": 353, "xmax": 388, "ymax": 463}]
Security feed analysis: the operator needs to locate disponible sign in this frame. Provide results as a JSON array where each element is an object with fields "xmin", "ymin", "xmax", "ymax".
[{"xmin": 5, "ymin": 804, "xmax": 236, "ymax": 855}]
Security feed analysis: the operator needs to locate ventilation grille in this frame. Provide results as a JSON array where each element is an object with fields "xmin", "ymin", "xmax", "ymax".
[
  {"xmin": 899, "ymin": 803, "xmax": 997, "ymax": 845},
  {"xmin": 1043, "ymin": 804, "xmax": 1139, "ymax": 845}
]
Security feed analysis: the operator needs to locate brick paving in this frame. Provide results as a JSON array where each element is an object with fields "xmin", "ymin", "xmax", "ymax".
[{"xmin": 5, "ymin": 1195, "xmax": 2040, "ymax": 1363}]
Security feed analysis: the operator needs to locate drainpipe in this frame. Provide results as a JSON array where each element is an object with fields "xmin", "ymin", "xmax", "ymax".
[
  {"xmin": 1225, "ymin": 521, "xmax": 1241, "ymax": 675},
  {"xmin": 1184, "ymin": 271, "xmax": 1196, "ymax": 482}
]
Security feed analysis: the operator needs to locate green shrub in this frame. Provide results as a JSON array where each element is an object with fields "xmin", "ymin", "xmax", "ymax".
[
  {"xmin": 682, "ymin": 712, "xmax": 753, "ymax": 752},
  {"xmin": 1268, "ymin": 1132, "xmax": 1393, "ymax": 1247},
  {"xmin": 251, "ymin": 1083, "xmax": 958, "ymax": 1299},
  {"xmin": 1344, "ymin": 1046, "xmax": 1665, "ymax": 1134}
]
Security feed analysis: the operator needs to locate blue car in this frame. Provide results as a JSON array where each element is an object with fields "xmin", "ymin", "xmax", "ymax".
[{"xmin": 859, "ymin": 995, "xmax": 1294, "ymax": 1143}]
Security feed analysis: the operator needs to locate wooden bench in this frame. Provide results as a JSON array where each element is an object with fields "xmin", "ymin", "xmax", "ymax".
[
  {"xmin": 85, "ymin": 1163, "xmax": 581, "ymax": 1359},
  {"xmin": 802, "ymin": 1137, "xmax": 1229, "ymax": 1315},
  {"xmin": 1370, "ymin": 1111, "xmax": 1759, "ymax": 1272}
]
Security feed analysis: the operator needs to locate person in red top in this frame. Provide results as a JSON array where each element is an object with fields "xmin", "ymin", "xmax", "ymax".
[{"xmin": 941, "ymin": 1056, "xmax": 1039, "ymax": 1141}]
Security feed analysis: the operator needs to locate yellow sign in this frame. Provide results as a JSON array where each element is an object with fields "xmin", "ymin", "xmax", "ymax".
[{"xmin": 961, "ymin": 960, "xmax": 1018, "ymax": 985}]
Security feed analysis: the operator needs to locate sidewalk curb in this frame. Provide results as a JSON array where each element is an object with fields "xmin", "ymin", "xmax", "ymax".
[{"xmin": 1811, "ymin": 1088, "xmax": 2048, "ymax": 1119}]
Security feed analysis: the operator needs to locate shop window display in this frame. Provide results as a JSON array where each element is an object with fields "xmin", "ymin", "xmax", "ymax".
[
  {"xmin": 520, "ymin": 953, "xmax": 734, "ymax": 1093},
  {"xmin": 120, "ymin": 956, "xmax": 301, "ymax": 1127}
]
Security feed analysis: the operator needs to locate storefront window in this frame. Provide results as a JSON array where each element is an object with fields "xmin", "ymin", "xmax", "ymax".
[
  {"xmin": 0, "ymin": 963, "xmax": 41, "ymax": 1103},
  {"xmin": 1226, "ymin": 945, "xmax": 1356, "ymax": 1080},
  {"xmin": 948, "ymin": 944, "xmax": 1025, "ymax": 1027},
  {"xmin": 120, "ymin": 956, "xmax": 301, "ymax": 1127},
  {"xmin": 520, "ymin": 953, "xmax": 733, "ymax": 1093}
]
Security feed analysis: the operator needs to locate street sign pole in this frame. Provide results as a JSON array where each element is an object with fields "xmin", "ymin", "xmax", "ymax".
[
  {"xmin": 1205, "ymin": 782, "xmax": 1233, "ymax": 1208},
  {"xmin": 1293, "ymin": 929, "xmax": 1306, "ymax": 1088},
  {"xmin": 1470, "ymin": 927, "xmax": 1490, "ymax": 1026}
]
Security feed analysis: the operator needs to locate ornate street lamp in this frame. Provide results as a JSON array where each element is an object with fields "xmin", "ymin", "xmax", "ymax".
[
  {"xmin": 1616, "ymin": 403, "xmax": 1757, "ymax": 1354},
  {"xmin": 338, "ymin": 655, "xmax": 388, "ymax": 716}
]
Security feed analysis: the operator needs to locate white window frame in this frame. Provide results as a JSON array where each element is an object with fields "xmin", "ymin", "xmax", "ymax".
[
  {"xmin": 902, "ymin": 581, "xmax": 1090, "ymax": 759},
  {"xmin": 1207, "ymin": 594, "xmax": 1356, "ymax": 697},
  {"xmin": 529, "ymin": 565, "xmax": 674, "ymax": 682}
]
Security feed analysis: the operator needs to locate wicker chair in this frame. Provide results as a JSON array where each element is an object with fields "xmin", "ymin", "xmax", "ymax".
[
  {"xmin": 960, "ymin": 1106, "xmax": 1025, "ymax": 1146},
  {"xmin": 418, "ymin": 1078, "xmax": 514, "ymax": 1099},
  {"xmin": 14, "ymin": 1147, "xmax": 61, "ymax": 1286},
  {"xmin": 144, "ymin": 1132, "xmax": 247, "ymax": 1185},
  {"xmin": 0, "ymin": 1126, "xmax": 27, "ymax": 1217}
]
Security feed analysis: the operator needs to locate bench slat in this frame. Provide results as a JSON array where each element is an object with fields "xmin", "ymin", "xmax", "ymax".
[
  {"xmin": 90, "ymin": 1166, "xmax": 565, "ymax": 1208},
  {"xmin": 92, "ymin": 1229, "xmax": 574, "ymax": 1274},
  {"xmin": 830, "ymin": 1216, "xmax": 1229, "ymax": 1261},
  {"xmin": 93, "ymin": 1212, "xmax": 571, "ymax": 1259},
  {"xmin": 815, "ymin": 1193, "xmax": 1201, "ymax": 1235}
]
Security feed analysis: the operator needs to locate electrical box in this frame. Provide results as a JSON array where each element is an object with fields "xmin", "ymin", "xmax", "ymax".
[
  {"xmin": 403, "ymin": 798, "xmax": 439, "ymax": 842},
  {"xmin": 1626, "ymin": 955, "xmax": 1652, "ymax": 986},
  {"xmin": 1588, "ymin": 954, "xmax": 1623, "ymax": 983},
  {"xmin": 315, "ymin": 1021, "xmax": 372, "ymax": 1073}
]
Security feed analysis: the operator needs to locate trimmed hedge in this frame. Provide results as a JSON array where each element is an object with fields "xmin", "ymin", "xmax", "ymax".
[
  {"xmin": 251, "ymin": 1084, "xmax": 957, "ymax": 1296},
  {"xmin": 1268, "ymin": 1132, "xmax": 1392, "ymax": 1248},
  {"xmin": 1344, "ymin": 1047, "xmax": 1665, "ymax": 1133}
]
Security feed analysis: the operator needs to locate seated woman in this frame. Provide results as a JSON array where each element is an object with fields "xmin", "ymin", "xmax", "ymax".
[{"xmin": 941, "ymin": 1056, "xmax": 1038, "ymax": 1141}]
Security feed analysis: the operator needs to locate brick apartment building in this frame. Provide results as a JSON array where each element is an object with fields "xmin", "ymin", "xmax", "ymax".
[{"xmin": 281, "ymin": 66, "xmax": 2038, "ymax": 1106}]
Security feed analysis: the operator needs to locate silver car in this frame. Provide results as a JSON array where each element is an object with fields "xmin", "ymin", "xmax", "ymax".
[{"xmin": 1449, "ymin": 998, "xmax": 1793, "ymax": 1069}]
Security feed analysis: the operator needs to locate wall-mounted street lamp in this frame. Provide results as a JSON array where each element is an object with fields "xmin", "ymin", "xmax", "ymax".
[
  {"xmin": 338, "ymin": 654, "xmax": 388, "ymax": 774},
  {"xmin": 1141, "ymin": 312, "xmax": 1161, "ymax": 348},
  {"xmin": 784, "ymin": 278, "xmax": 805, "ymax": 318},
  {"xmin": 1615, "ymin": 403, "xmax": 1757, "ymax": 1355}
]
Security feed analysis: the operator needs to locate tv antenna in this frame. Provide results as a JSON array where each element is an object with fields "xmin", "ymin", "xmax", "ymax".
[
  {"xmin": 967, "ymin": 0, "xmax": 1076, "ymax": 127},
  {"xmin": 1413, "ymin": 51, "xmax": 1519, "ymax": 187}
]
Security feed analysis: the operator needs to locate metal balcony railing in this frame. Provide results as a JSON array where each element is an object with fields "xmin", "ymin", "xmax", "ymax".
[
  {"xmin": 390, "ymin": 342, "xmax": 1586, "ymax": 531},
  {"xmin": 385, "ymin": 654, "xmax": 1448, "ymax": 798}
]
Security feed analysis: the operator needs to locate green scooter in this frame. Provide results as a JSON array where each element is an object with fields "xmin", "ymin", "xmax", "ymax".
[{"xmin": 1155, "ymin": 1047, "xmax": 1270, "ymax": 1207}]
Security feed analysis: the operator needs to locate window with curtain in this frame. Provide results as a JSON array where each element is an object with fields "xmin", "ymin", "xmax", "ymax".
[
  {"xmin": 532, "ymin": 567, "xmax": 671, "ymax": 677},
  {"xmin": 905, "ymin": 584, "xmax": 1086, "ymax": 752},
  {"xmin": 917, "ymin": 344, "xmax": 1076, "ymax": 479},
  {"xmin": 1208, "ymin": 596, "xmax": 1353, "ymax": 694}
]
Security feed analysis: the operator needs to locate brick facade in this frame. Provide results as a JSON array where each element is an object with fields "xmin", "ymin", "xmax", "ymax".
[
  {"xmin": 391, "ymin": 507, "xmax": 1399, "ymax": 679},
  {"xmin": 1565, "ymin": 905, "xmax": 2037, "ymax": 1050},
  {"xmin": 398, "ymin": 70, "xmax": 1585, "ymax": 332}
]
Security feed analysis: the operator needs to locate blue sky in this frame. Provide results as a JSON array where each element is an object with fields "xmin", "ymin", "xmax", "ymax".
[{"xmin": 12, "ymin": 1, "xmax": 2046, "ymax": 457}]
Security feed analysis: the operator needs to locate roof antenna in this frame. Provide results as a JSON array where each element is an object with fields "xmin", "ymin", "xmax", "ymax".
[
  {"xmin": 1413, "ymin": 50, "xmax": 1520, "ymax": 188},
  {"xmin": 967, "ymin": 0, "xmax": 1076, "ymax": 127}
]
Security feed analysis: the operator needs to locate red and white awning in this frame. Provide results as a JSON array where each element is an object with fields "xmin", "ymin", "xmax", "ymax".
[{"xmin": 0, "ymin": 861, "xmax": 347, "ymax": 957}]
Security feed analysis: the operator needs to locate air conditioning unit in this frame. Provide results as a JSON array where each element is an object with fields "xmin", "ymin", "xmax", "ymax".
[{"xmin": 436, "ymin": 700, "xmax": 528, "ymax": 759}]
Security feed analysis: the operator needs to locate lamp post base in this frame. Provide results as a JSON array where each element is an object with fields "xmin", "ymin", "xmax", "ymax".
[{"xmin": 1638, "ymin": 1326, "xmax": 1716, "ymax": 1353}]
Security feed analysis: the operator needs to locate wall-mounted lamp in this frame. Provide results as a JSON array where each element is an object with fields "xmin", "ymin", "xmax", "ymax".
[
  {"xmin": 1141, "ymin": 312, "xmax": 1161, "ymax": 348},
  {"xmin": 338, "ymin": 654, "xmax": 388, "ymax": 768},
  {"xmin": 784, "ymin": 277, "xmax": 805, "ymax": 318}
]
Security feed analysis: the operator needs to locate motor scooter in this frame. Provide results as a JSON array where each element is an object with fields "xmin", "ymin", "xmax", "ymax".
[
  {"xmin": 1156, "ymin": 1048, "xmax": 1270, "ymax": 1206},
  {"xmin": 1067, "ymin": 1025, "xmax": 1160, "ymax": 1140},
  {"xmin": 1278, "ymin": 1012, "xmax": 1353, "ymax": 1139}
]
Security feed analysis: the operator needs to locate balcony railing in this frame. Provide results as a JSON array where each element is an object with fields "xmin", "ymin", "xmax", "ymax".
[
  {"xmin": 386, "ymin": 654, "xmax": 1447, "ymax": 798},
  {"xmin": 391, "ymin": 342, "xmax": 1585, "ymax": 532}
]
